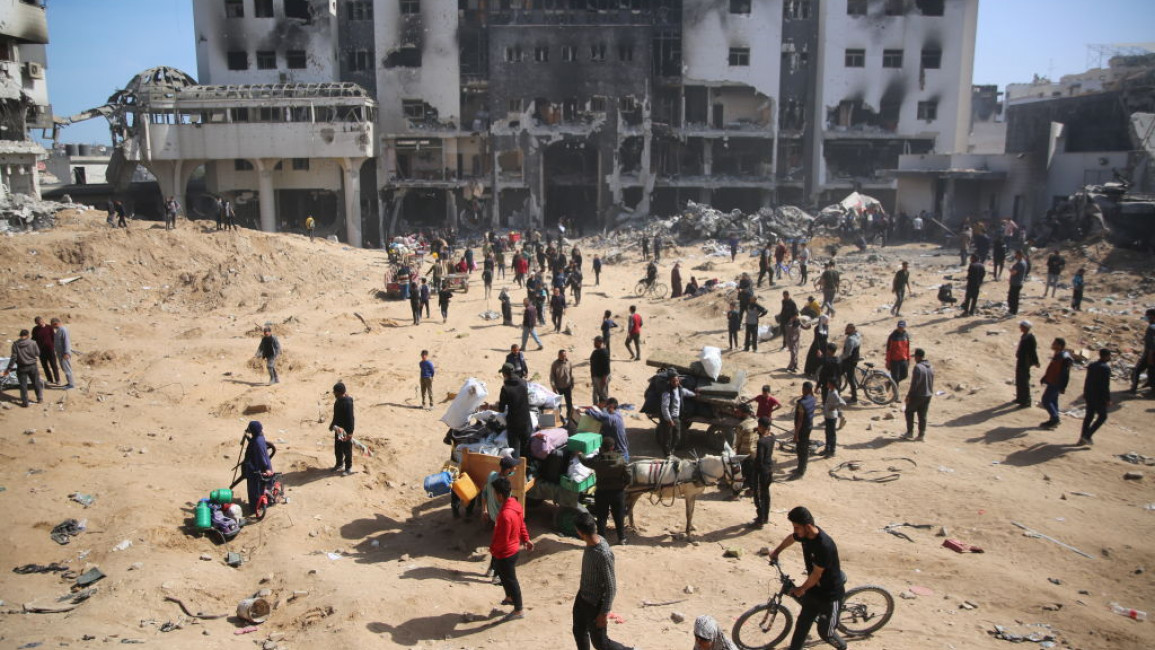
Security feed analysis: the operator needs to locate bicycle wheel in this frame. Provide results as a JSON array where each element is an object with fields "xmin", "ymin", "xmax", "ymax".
[
  {"xmin": 733, "ymin": 603, "xmax": 794, "ymax": 650},
  {"xmin": 784, "ymin": 264, "xmax": 796, "ymax": 281},
  {"xmin": 837, "ymin": 585, "xmax": 895, "ymax": 637},
  {"xmin": 634, "ymin": 281, "xmax": 648, "ymax": 297},
  {"xmin": 653, "ymin": 283, "xmax": 669, "ymax": 299},
  {"xmin": 862, "ymin": 371, "xmax": 899, "ymax": 405}
]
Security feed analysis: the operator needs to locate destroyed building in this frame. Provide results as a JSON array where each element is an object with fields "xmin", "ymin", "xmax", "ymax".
[
  {"xmin": 80, "ymin": 0, "xmax": 977, "ymax": 246},
  {"xmin": 0, "ymin": 0, "xmax": 51, "ymax": 198}
]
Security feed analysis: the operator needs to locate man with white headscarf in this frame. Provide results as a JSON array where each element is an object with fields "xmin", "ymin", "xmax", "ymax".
[{"xmin": 693, "ymin": 615, "xmax": 737, "ymax": 650}]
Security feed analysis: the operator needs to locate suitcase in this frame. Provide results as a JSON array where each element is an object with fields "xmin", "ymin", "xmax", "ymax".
[
  {"xmin": 566, "ymin": 432, "xmax": 603, "ymax": 456},
  {"xmin": 423, "ymin": 471, "xmax": 454, "ymax": 497},
  {"xmin": 530, "ymin": 427, "xmax": 570, "ymax": 460}
]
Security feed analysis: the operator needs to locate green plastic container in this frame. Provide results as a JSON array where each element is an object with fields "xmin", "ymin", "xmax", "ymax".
[
  {"xmin": 210, "ymin": 489, "xmax": 233, "ymax": 504},
  {"xmin": 195, "ymin": 499, "xmax": 212, "ymax": 529},
  {"xmin": 560, "ymin": 474, "xmax": 597, "ymax": 493},
  {"xmin": 566, "ymin": 432, "xmax": 603, "ymax": 456}
]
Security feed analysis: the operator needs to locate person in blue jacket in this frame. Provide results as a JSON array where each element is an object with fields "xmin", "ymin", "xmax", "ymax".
[{"xmin": 242, "ymin": 421, "xmax": 273, "ymax": 515}]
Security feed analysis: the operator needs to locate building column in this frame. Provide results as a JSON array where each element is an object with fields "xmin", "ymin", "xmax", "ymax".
[
  {"xmin": 253, "ymin": 158, "xmax": 278, "ymax": 233},
  {"xmin": 943, "ymin": 177, "xmax": 957, "ymax": 226},
  {"xmin": 341, "ymin": 157, "xmax": 366, "ymax": 247}
]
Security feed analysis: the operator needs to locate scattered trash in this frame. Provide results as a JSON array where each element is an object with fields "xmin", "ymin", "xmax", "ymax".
[
  {"xmin": 74, "ymin": 567, "xmax": 105, "ymax": 589},
  {"xmin": 1123, "ymin": 471, "xmax": 1144, "ymax": 481},
  {"xmin": 1109, "ymin": 603, "xmax": 1147, "ymax": 621},
  {"xmin": 883, "ymin": 522, "xmax": 938, "ymax": 542},
  {"xmin": 723, "ymin": 547, "xmax": 743, "ymax": 559},
  {"xmin": 113, "ymin": 540, "xmax": 132, "ymax": 552},
  {"xmin": 326, "ymin": 552, "xmax": 342, "ymax": 561},
  {"xmin": 670, "ymin": 611, "xmax": 686, "ymax": 624},
  {"xmin": 1012, "ymin": 521, "xmax": 1095, "ymax": 559},
  {"xmin": 70, "ymin": 493, "xmax": 96, "ymax": 508},
  {"xmin": 225, "ymin": 552, "xmax": 244, "ymax": 567},
  {"xmin": 943, "ymin": 539, "xmax": 985, "ymax": 553},
  {"xmin": 1117, "ymin": 452, "xmax": 1155, "ymax": 466},
  {"xmin": 829, "ymin": 457, "xmax": 917, "ymax": 483},
  {"xmin": 50, "ymin": 519, "xmax": 86, "ymax": 545},
  {"xmin": 12, "ymin": 563, "xmax": 69, "ymax": 574},
  {"xmin": 990, "ymin": 623, "xmax": 1056, "ymax": 644},
  {"xmin": 164, "ymin": 595, "xmax": 227, "ymax": 620},
  {"xmin": 236, "ymin": 597, "xmax": 271, "ymax": 624}
]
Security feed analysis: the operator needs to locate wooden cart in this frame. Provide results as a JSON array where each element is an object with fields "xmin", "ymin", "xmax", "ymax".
[{"xmin": 443, "ymin": 272, "xmax": 470, "ymax": 293}]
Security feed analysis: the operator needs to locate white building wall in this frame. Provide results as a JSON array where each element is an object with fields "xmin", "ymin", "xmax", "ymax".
[
  {"xmin": 208, "ymin": 158, "xmax": 344, "ymax": 193},
  {"xmin": 193, "ymin": 0, "xmax": 338, "ymax": 85},
  {"xmin": 681, "ymin": 0, "xmax": 782, "ymax": 99},
  {"xmin": 1046, "ymin": 151, "xmax": 1130, "ymax": 204},
  {"xmin": 374, "ymin": 0, "xmax": 461, "ymax": 132}
]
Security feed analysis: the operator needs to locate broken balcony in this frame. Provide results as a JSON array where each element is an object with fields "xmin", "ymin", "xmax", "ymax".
[{"xmin": 681, "ymin": 85, "xmax": 773, "ymax": 135}]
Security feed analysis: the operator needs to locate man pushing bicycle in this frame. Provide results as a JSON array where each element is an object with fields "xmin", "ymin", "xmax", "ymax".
[{"xmin": 768, "ymin": 506, "xmax": 847, "ymax": 650}]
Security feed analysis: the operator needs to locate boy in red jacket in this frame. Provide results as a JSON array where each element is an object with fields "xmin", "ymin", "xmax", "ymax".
[{"xmin": 490, "ymin": 476, "xmax": 534, "ymax": 618}]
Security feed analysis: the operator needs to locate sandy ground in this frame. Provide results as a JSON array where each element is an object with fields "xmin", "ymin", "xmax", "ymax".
[{"xmin": 0, "ymin": 210, "xmax": 1153, "ymax": 650}]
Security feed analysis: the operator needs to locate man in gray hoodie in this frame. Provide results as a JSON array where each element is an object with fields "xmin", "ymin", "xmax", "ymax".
[
  {"xmin": 51, "ymin": 317, "xmax": 74, "ymax": 389},
  {"xmin": 3, "ymin": 329, "xmax": 43, "ymax": 407}
]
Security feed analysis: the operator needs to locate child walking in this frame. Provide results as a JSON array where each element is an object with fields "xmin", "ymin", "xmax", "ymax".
[{"xmin": 419, "ymin": 350, "xmax": 435, "ymax": 410}]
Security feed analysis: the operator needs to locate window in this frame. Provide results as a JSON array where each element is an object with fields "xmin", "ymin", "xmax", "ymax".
[
  {"xmin": 917, "ymin": 100, "xmax": 937, "ymax": 121},
  {"xmin": 234, "ymin": 159, "xmax": 254, "ymax": 171},
  {"xmin": 847, "ymin": 0, "xmax": 867, "ymax": 16},
  {"xmin": 884, "ymin": 0, "xmax": 904, "ymax": 15},
  {"xmin": 844, "ymin": 48, "xmax": 865, "ymax": 68},
  {"xmin": 507, "ymin": 99, "xmax": 523, "ymax": 113},
  {"xmin": 284, "ymin": 0, "xmax": 311, "ymax": 20},
  {"xmin": 225, "ymin": 0, "xmax": 244, "ymax": 18},
  {"xmin": 590, "ymin": 96, "xmax": 607, "ymax": 112},
  {"xmin": 291, "ymin": 158, "xmax": 310, "ymax": 171},
  {"xmin": 921, "ymin": 48, "xmax": 941, "ymax": 69},
  {"xmin": 882, "ymin": 49, "xmax": 903, "ymax": 68},
  {"xmin": 255, "ymin": 0, "xmax": 274, "ymax": 17},
  {"xmin": 729, "ymin": 0, "xmax": 750, "ymax": 14},
  {"xmin": 403, "ymin": 100, "xmax": 426, "ymax": 119},
  {"xmin": 400, "ymin": 0, "xmax": 420, "ymax": 14},
  {"xmin": 227, "ymin": 51, "xmax": 249, "ymax": 70},
  {"xmin": 348, "ymin": 0, "xmax": 373, "ymax": 19},
  {"xmin": 618, "ymin": 44, "xmax": 634, "ymax": 62},
  {"xmin": 590, "ymin": 43, "xmax": 606, "ymax": 63},
  {"xmin": 504, "ymin": 45, "xmax": 523, "ymax": 63},
  {"xmin": 728, "ymin": 47, "xmax": 750, "ymax": 66},
  {"xmin": 915, "ymin": 0, "xmax": 943, "ymax": 15},
  {"xmin": 256, "ymin": 50, "xmax": 276, "ymax": 69},
  {"xmin": 784, "ymin": 0, "xmax": 811, "ymax": 19},
  {"xmin": 231, "ymin": 107, "xmax": 250, "ymax": 122},
  {"xmin": 534, "ymin": 46, "xmax": 549, "ymax": 63},
  {"xmin": 286, "ymin": 50, "xmax": 307, "ymax": 69},
  {"xmin": 348, "ymin": 49, "xmax": 373, "ymax": 72},
  {"xmin": 561, "ymin": 45, "xmax": 576, "ymax": 62}
]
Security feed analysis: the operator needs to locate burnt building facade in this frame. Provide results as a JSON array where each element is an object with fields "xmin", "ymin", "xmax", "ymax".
[
  {"xmin": 194, "ymin": 0, "xmax": 978, "ymax": 243},
  {"xmin": 0, "ymin": 0, "xmax": 51, "ymax": 197}
]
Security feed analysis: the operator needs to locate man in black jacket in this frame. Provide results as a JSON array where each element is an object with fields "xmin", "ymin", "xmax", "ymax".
[
  {"xmin": 817, "ymin": 343, "xmax": 841, "ymax": 402},
  {"xmin": 590, "ymin": 336, "xmax": 612, "ymax": 404},
  {"xmin": 580, "ymin": 438, "xmax": 631, "ymax": 544},
  {"xmin": 498, "ymin": 364, "xmax": 532, "ymax": 458},
  {"xmin": 1079, "ymin": 349, "xmax": 1112, "ymax": 446},
  {"xmin": 1014, "ymin": 320, "xmax": 1040, "ymax": 407},
  {"xmin": 330, "ymin": 382, "xmax": 355, "ymax": 475},
  {"xmin": 748, "ymin": 417, "xmax": 775, "ymax": 529},
  {"xmin": 961, "ymin": 254, "xmax": 986, "ymax": 316},
  {"xmin": 744, "ymin": 296, "xmax": 769, "ymax": 352}
]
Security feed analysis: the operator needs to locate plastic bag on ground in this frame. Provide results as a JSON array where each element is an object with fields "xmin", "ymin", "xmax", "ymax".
[
  {"xmin": 699, "ymin": 346, "xmax": 723, "ymax": 380},
  {"xmin": 440, "ymin": 378, "xmax": 488, "ymax": 430}
]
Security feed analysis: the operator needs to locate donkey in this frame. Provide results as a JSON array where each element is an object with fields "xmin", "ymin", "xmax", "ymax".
[{"xmin": 624, "ymin": 444, "xmax": 745, "ymax": 538}]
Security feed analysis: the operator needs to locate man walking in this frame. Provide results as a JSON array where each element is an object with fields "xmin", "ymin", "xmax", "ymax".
[
  {"xmin": 164, "ymin": 196, "xmax": 180, "ymax": 230},
  {"xmin": 572, "ymin": 512, "xmax": 634, "ymax": 650},
  {"xmin": 1039, "ymin": 337, "xmax": 1073, "ymax": 430},
  {"xmin": 783, "ymin": 314, "xmax": 803, "ymax": 373},
  {"xmin": 521, "ymin": 298, "xmax": 544, "ymax": 351},
  {"xmin": 255, "ymin": 326, "xmax": 281, "ymax": 385},
  {"xmin": 838, "ymin": 324, "xmax": 861, "ymax": 404},
  {"xmin": 768, "ymin": 507, "xmax": 848, "ymax": 650},
  {"xmin": 902, "ymin": 349, "xmax": 934, "ymax": 441},
  {"xmin": 777, "ymin": 291, "xmax": 799, "ymax": 345},
  {"xmin": 550, "ymin": 349, "xmax": 575, "ymax": 423},
  {"xmin": 419, "ymin": 350, "xmax": 435, "ymax": 410},
  {"xmin": 625, "ymin": 305, "xmax": 643, "ymax": 361},
  {"xmin": 409, "ymin": 279, "xmax": 422, "ymax": 325},
  {"xmin": 1044, "ymin": 249, "xmax": 1065, "ymax": 298},
  {"xmin": 3, "ymin": 329, "xmax": 43, "ymax": 407},
  {"xmin": 579, "ymin": 438, "xmax": 630, "ymax": 545},
  {"xmin": 330, "ymin": 382, "xmax": 355, "ymax": 475},
  {"xmin": 758, "ymin": 243, "xmax": 771, "ymax": 288},
  {"xmin": 1007, "ymin": 250, "xmax": 1027, "ymax": 315},
  {"xmin": 1014, "ymin": 320, "xmax": 1041, "ymax": 407},
  {"xmin": 744, "ymin": 296, "xmax": 768, "ymax": 352},
  {"xmin": 550, "ymin": 287, "xmax": 568, "ymax": 333},
  {"xmin": 491, "ymin": 477, "xmax": 533, "ymax": 619},
  {"xmin": 884, "ymin": 321, "xmax": 911, "ymax": 386},
  {"xmin": 727, "ymin": 301, "xmax": 742, "ymax": 351},
  {"xmin": 51, "ymin": 317, "xmax": 74, "ymax": 389},
  {"xmin": 590, "ymin": 336, "xmax": 612, "ymax": 405},
  {"xmin": 1129, "ymin": 308, "xmax": 1155, "ymax": 395},
  {"xmin": 31, "ymin": 316, "xmax": 58, "ymax": 386},
  {"xmin": 891, "ymin": 262, "xmax": 911, "ymax": 317},
  {"xmin": 1079, "ymin": 349, "xmax": 1112, "ymax": 446},
  {"xmin": 791, "ymin": 382, "xmax": 818, "ymax": 479},
  {"xmin": 819, "ymin": 262, "xmax": 840, "ymax": 316},
  {"xmin": 749, "ymin": 416, "xmax": 775, "ymax": 529},
  {"xmin": 962, "ymin": 254, "xmax": 986, "ymax": 316},
  {"xmin": 658, "ymin": 375, "xmax": 696, "ymax": 456}
]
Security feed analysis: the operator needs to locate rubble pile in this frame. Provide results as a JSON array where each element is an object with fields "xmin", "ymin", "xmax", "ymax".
[
  {"xmin": 0, "ymin": 193, "xmax": 81, "ymax": 233},
  {"xmin": 641, "ymin": 201, "xmax": 818, "ymax": 244}
]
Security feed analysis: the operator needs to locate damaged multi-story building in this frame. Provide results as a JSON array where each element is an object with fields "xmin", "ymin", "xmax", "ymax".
[
  {"xmin": 0, "ymin": 0, "xmax": 51, "ymax": 198},
  {"xmin": 133, "ymin": 0, "xmax": 977, "ymax": 245}
]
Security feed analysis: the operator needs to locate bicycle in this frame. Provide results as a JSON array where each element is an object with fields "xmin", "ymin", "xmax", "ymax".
[
  {"xmin": 839, "ymin": 361, "xmax": 899, "ymax": 405},
  {"xmin": 733, "ymin": 561, "xmax": 894, "ymax": 649},
  {"xmin": 773, "ymin": 260, "xmax": 798, "ymax": 282},
  {"xmin": 813, "ymin": 277, "xmax": 855, "ymax": 296},
  {"xmin": 633, "ymin": 278, "xmax": 668, "ymax": 299}
]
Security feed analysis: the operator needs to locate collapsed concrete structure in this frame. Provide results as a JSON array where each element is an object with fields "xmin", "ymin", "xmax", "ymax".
[
  {"xmin": 69, "ymin": 0, "xmax": 974, "ymax": 247},
  {"xmin": 0, "ymin": 0, "xmax": 51, "ymax": 199}
]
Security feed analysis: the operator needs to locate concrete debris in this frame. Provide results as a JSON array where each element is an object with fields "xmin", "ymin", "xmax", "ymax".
[
  {"xmin": 631, "ymin": 200, "xmax": 819, "ymax": 244},
  {"xmin": 0, "ymin": 194, "xmax": 83, "ymax": 233}
]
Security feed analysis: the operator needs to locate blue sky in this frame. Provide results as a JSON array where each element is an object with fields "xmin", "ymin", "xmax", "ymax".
[{"xmin": 45, "ymin": 0, "xmax": 1155, "ymax": 145}]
